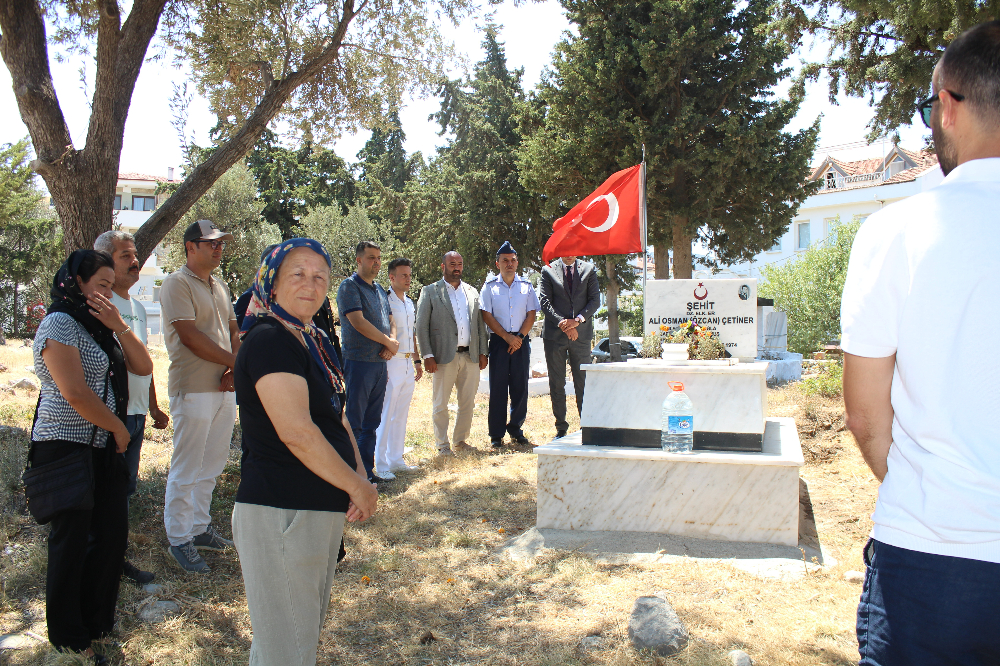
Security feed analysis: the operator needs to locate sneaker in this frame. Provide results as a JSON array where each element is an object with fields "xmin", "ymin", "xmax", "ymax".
[
  {"xmin": 390, "ymin": 463, "xmax": 420, "ymax": 473},
  {"xmin": 373, "ymin": 470, "xmax": 397, "ymax": 481},
  {"xmin": 168, "ymin": 542, "xmax": 210, "ymax": 573},
  {"xmin": 122, "ymin": 560, "xmax": 155, "ymax": 586},
  {"xmin": 370, "ymin": 474, "xmax": 393, "ymax": 484},
  {"xmin": 437, "ymin": 447, "xmax": 454, "ymax": 457},
  {"xmin": 192, "ymin": 525, "xmax": 233, "ymax": 551}
]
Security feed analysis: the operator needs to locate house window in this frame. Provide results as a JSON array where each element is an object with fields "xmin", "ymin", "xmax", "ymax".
[
  {"xmin": 825, "ymin": 171, "xmax": 837, "ymax": 189},
  {"xmin": 886, "ymin": 158, "xmax": 905, "ymax": 178},
  {"xmin": 132, "ymin": 196, "xmax": 155, "ymax": 212},
  {"xmin": 113, "ymin": 195, "xmax": 122, "ymax": 210},
  {"xmin": 824, "ymin": 217, "xmax": 840, "ymax": 241},
  {"xmin": 768, "ymin": 237, "xmax": 781, "ymax": 252},
  {"xmin": 796, "ymin": 221, "xmax": 810, "ymax": 250}
]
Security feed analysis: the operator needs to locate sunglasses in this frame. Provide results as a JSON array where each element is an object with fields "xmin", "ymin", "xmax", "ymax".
[
  {"xmin": 917, "ymin": 90, "xmax": 965, "ymax": 129},
  {"xmin": 194, "ymin": 239, "xmax": 227, "ymax": 250}
]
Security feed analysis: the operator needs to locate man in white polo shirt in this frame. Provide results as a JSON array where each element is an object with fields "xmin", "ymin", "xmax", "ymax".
[
  {"xmin": 94, "ymin": 230, "xmax": 170, "ymax": 587},
  {"xmin": 373, "ymin": 258, "xmax": 422, "ymax": 480},
  {"xmin": 841, "ymin": 21, "xmax": 1000, "ymax": 663}
]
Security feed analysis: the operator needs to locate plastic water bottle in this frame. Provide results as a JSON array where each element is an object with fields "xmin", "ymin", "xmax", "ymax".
[{"xmin": 661, "ymin": 381, "xmax": 694, "ymax": 452}]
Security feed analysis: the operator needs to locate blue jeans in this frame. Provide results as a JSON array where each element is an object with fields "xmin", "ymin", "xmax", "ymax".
[
  {"xmin": 858, "ymin": 538, "xmax": 1000, "ymax": 665},
  {"xmin": 343, "ymin": 360, "xmax": 387, "ymax": 479},
  {"xmin": 123, "ymin": 414, "xmax": 146, "ymax": 499}
]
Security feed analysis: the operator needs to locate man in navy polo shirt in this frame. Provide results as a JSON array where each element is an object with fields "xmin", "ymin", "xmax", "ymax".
[
  {"xmin": 337, "ymin": 241, "xmax": 398, "ymax": 483},
  {"xmin": 480, "ymin": 241, "xmax": 540, "ymax": 448}
]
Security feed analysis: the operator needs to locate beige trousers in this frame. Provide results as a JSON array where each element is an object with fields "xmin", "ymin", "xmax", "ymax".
[
  {"xmin": 232, "ymin": 502, "xmax": 346, "ymax": 666},
  {"xmin": 432, "ymin": 350, "xmax": 480, "ymax": 450}
]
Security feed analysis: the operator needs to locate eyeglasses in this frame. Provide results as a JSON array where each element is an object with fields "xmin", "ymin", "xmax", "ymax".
[
  {"xmin": 195, "ymin": 240, "xmax": 227, "ymax": 250},
  {"xmin": 917, "ymin": 90, "xmax": 965, "ymax": 128}
]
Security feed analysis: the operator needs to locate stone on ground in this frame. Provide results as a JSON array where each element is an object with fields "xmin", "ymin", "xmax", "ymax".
[
  {"xmin": 0, "ymin": 363, "xmax": 8, "ymax": 373},
  {"xmin": 628, "ymin": 595, "xmax": 689, "ymax": 656},
  {"xmin": 138, "ymin": 600, "xmax": 180, "ymax": 623},
  {"xmin": 843, "ymin": 570, "xmax": 865, "ymax": 584},
  {"xmin": 10, "ymin": 377, "xmax": 38, "ymax": 391},
  {"xmin": 142, "ymin": 583, "xmax": 165, "ymax": 595},
  {"xmin": 578, "ymin": 635, "xmax": 606, "ymax": 652},
  {"xmin": 729, "ymin": 649, "xmax": 753, "ymax": 666}
]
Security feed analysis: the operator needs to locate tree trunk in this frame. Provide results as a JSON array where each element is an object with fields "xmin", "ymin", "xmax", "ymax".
[
  {"xmin": 653, "ymin": 242, "xmax": 670, "ymax": 279},
  {"xmin": 0, "ymin": 0, "xmax": 359, "ymax": 264},
  {"xmin": 671, "ymin": 216, "xmax": 692, "ymax": 279},
  {"xmin": 12, "ymin": 282, "xmax": 20, "ymax": 338},
  {"xmin": 605, "ymin": 257, "xmax": 622, "ymax": 362}
]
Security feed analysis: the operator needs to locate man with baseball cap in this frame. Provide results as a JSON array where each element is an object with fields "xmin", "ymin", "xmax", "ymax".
[{"xmin": 159, "ymin": 219, "xmax": 240, "ymax": 573}]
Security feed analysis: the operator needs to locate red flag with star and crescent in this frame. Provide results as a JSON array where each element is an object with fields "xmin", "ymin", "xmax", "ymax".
[{"xmin": 542, "ymin": 164, "xmax": 643, "ymax": 263}]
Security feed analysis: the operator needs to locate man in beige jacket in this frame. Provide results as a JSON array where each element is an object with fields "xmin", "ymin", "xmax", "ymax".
[{"xmin": 415, "ymin": 251, "xmax": 489, "ymax": 455}]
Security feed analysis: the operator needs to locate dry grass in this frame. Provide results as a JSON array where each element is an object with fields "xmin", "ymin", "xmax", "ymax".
[{"xmin": 0, "ymin": 346, "xmax": 878, "ymax": 665}]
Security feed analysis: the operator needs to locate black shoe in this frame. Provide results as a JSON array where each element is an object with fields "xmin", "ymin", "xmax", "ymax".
[
  {"xmin": 556, "ymin": 429, "xmax": 568, "ymax": 438},
  {"xmin": 491, "ymin": 440, "xmax": 504, "ymax": 448},
  {"xmin": 122, "ymin": 560, "xmax": 155, "ymax": 586},
  {"xmin": 93, "ymin": 652, "xmax": 109, "ymax": 666},
  {"xmin": 511, "ymin": 433, "xmax": 531, "ymax": 445}
]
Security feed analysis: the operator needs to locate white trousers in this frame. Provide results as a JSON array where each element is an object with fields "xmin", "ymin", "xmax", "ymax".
[
  {"xmin": 232, "ymin": 502, "xmax": 345, "ymax": 666},
  {"xmin": 165, "ymin": 391, "xmax": 236, "ymax": 546},
  {"xmin": 432, "ymin": 351, "xmax": 480, "ymax": 450},
  {"xmin": 374, "ymin": 357, "xmax": 415, "ymax": 473}
]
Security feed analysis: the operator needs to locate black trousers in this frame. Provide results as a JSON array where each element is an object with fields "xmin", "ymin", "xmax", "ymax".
[
  {"xmin": 33, "ymin": 439, "xmax": 129, "ymax": 651},
  {"xmin": 488, "ymin": 333, "xmax": 531, "ymax": 440},
  {"xmin": 543, "ymin": 335, "xmax": 590, "ymax": 432}
]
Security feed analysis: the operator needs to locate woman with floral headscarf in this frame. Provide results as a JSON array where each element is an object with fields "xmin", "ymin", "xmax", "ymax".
[
  {"xmin": 31, "ymin": 250, "xmax": 153, "ymax": 663},
  {"xmin": 232, "ymin": 238, "xmax": 378, "ymax": 666}
]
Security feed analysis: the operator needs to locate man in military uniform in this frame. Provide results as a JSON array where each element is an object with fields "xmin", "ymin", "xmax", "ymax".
[{"xmin": 479, "ymin": 242, "xmax": 540, "ymax": 448}]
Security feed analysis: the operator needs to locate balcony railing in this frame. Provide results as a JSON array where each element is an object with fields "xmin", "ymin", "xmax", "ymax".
[{"xmin": 818, "ymin": 171, "xmax": 885, "ymax": 191}]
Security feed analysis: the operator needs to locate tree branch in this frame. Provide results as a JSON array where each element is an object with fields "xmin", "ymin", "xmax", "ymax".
[
  {"xmin": 341, "ymin": 42, "xmax": 429, "ymax": 64},
  {"xmin": 0, "ymin": 0, "xmax": 74, "ymax": 169}
]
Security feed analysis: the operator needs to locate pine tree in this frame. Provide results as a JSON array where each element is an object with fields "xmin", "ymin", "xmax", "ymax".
[
  {"xmin": 401, "ymin": 28, "xmax": 545, "ymax": 286},
  {"xmin": 773, "ymin": 0, "xmax": 998, "ymax": 139},
  {"xmin": 518, "ymin": 0, "xmax": 820, "ymax": 279}
]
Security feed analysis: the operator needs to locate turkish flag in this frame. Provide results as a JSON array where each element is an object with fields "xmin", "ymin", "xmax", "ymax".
[{"xmin": 542, "ymin": 164, "xmax": 643, "ymax": 263}]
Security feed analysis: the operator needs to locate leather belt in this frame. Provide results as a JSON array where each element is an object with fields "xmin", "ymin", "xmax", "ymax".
[
  {"xmin": 393, "ymin": 352, "xmax": 415, "ymax": 359},
  {"xmin": 456, "ymin": 346, "xmax": 470, "ymax": 353}
]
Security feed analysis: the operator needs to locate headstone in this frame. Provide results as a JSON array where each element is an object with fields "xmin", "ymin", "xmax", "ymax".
[
  {"xmin": 627, "ymin": 595, "xmax": 689, "ymax": 656},
  {"xmin": 644, "ymin": 279, "xmax": 758, "ymax": 361}
]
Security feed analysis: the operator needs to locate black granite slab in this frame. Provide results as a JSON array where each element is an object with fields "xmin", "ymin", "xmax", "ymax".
[{"xmin": 581, "ymin": 427, "xmax": 763, "ymax": 453}]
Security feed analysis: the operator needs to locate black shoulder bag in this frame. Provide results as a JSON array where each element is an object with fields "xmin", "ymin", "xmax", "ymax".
[{"xmin": 21, "ymin": 369, "xmax": 109, "ymax": 525}]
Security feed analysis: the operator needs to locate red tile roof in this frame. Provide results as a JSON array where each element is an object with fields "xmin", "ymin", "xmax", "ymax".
[
  {"xmin": 809, "ymin": 148, "xmax": 939, "ymax": 193},
  {"xmin": 117, "ymin": 172, "xmax": 178, "ymax": 183}
]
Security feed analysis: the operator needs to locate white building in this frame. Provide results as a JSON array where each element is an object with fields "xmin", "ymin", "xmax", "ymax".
[{"xmin": 721, "ymin": 145, "xmax": 943, "ymax": 280}]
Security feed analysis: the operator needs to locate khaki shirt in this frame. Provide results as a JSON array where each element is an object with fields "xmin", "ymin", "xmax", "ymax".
[{"xmin": 159, "ymin": 266, "xmax": 236, "ymax": 396}]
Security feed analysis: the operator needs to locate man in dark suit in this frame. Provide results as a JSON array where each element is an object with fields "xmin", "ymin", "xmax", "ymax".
[{"xmin": 539, "ymin": 255, "xmax": 601, "ymax": 437}]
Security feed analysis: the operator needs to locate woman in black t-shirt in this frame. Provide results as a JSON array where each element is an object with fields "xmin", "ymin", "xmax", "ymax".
[{"xmin": 232, "ymin": 238, "xmax": 378, "ymax": 666}]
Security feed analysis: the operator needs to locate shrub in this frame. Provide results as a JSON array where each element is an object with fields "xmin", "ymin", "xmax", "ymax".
[
  {"xmin": 759, "ymin": 217, "xmax": 862, "ymax": 354},
  {"xmin": 802, "ymin": 361, "xmax": 843, "ymax": 398}
]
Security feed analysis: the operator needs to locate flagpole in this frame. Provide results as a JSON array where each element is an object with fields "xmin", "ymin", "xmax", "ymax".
[{"xmin": 641, "ymin": 145, "xmax": 648, "ymax": 336}]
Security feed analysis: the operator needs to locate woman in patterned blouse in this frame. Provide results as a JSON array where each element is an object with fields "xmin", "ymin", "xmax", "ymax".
[{"xmin": 31, "ymin": 250, "xmax": 152, "ymax": 664}]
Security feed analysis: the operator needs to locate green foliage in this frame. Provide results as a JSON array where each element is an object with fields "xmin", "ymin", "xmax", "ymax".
[
  {"xmin": 772, "ymin": 0, "xmax": 998, "ymax": 140},
  {"xmin": 802, "ymin": 360, "xmax": 843, "ymax": 398},
  {"xmin": 640, "ymin": 332, "xmax": 662, "ymax": 358},
  {"xmin": 0, "ymin": 139, "xmax": 62, "ymax": 337},
  {"xmin": 518, "ymin": 0, "xmax": 820, "ymax": 268},
  {"xmin": 398, "ymin": 29, "xmax": 546, "ymax": 285},
  {"xmin": 759, "ymin": 217, "xmax": 862, "ymax": 354},
  {"xmin": 595, "ymin": 292, "xmax": 645, "ymax": 336},
  {"xmin": 247, "ymin": 129, "xmax": 357, "ymax": 240},
  {"xmin": 162, "ymin": 163, "xmax": 279, "ymax": 298},
  {"xmin": 297, "ymin": 204, "xmax": 401, "ymax": 290}
]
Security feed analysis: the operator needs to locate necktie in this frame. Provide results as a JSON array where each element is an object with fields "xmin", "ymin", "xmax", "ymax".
[{"xmin": 565, "ymin": 264, "xmax": 574, "ymax": 298}]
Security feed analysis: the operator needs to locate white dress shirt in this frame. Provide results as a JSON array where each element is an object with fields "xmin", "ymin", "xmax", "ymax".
[
  {"xmin": 387, "ymin": 289, "xmax": 415, "ymax": 354},
  {"xmin": 447, "ymin": 281, "xmax": 471, "ymax": 347}
]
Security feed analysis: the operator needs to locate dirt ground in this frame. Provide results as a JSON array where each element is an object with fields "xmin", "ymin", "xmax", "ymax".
[{"xmin": 0, "ymin": 343, "xmax": 875, "ymax": 665}]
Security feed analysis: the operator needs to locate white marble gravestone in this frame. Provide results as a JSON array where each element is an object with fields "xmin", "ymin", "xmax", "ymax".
[{"xmin": 645, "ymin": 279, "xmax": 758, "ymax": 361}]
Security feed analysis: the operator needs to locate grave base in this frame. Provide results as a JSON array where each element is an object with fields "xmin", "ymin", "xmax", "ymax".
[{"xmin": 536, "ymin": 418, "xmax": 803, "ymax": 546}]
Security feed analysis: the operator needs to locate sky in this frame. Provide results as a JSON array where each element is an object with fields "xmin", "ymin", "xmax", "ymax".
[{"xmin": 0, "ymin": 0, "xmax": 929, "ymax": 183}]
